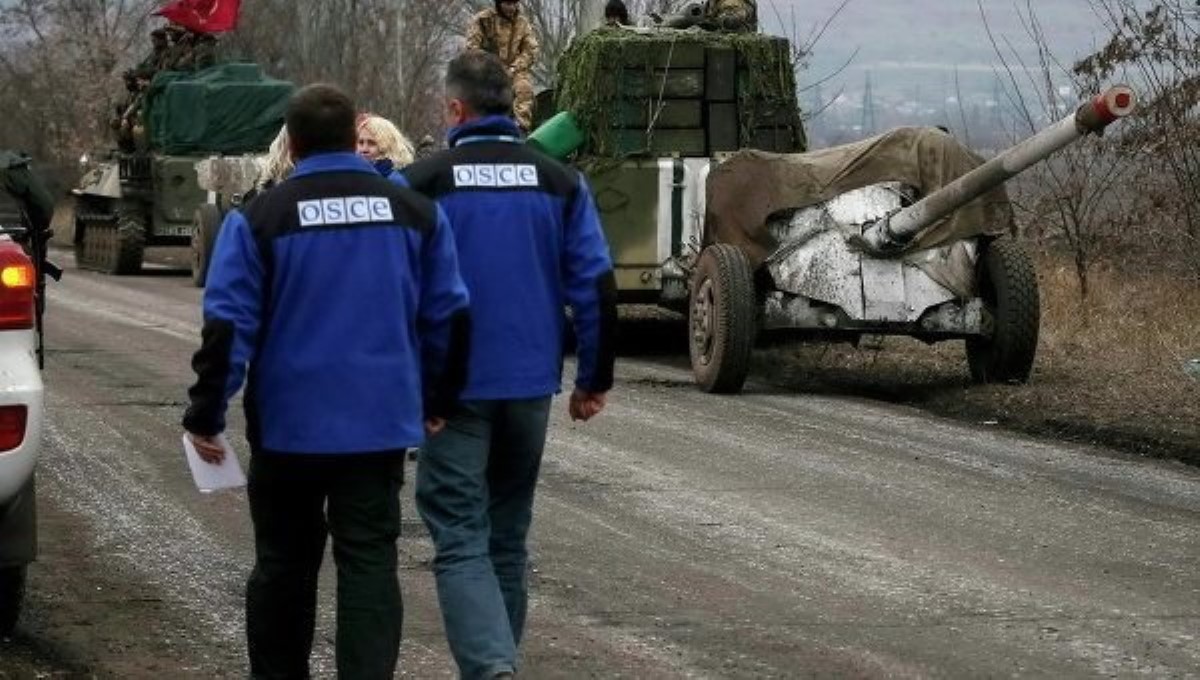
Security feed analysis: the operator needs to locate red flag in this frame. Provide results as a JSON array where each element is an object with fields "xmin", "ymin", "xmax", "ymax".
[{"xmin": 154, "ymin": 0, "xmax": 241, "ymax": 34}]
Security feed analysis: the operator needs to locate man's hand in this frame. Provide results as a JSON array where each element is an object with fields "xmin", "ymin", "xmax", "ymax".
[
  {"xmin": 188, "ymin": 432, "xmax": 225, "ymax": 464},
  {"xmin": 425, "ymin": 417, "xmax": 447, "ymax": 437},
  {"xmin": 568, "ymin": 389, "xmax": 607, "ymax": 422}
]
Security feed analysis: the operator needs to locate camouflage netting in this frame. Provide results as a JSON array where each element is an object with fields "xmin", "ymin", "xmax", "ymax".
[{"xmin": 555, "ymin": 27, "xmax": 805, "ymax": 157}]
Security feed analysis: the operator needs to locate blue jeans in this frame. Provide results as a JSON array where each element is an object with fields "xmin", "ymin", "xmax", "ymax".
[{"xmin": 416, "ymin": 397, "xmax": 552, "ymax": 680}]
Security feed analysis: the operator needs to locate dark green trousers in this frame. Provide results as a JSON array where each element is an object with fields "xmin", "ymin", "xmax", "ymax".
[{"xmin": 246, "ymin": 452, "xmax": 405, "ymax": 680}]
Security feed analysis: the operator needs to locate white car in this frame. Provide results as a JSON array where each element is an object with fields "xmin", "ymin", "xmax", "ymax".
[{"xmin": 0, "ymin": 234, "xmax": 42, "ymax": 636}]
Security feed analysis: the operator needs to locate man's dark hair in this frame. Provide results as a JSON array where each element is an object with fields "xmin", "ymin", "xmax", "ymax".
[
  {"xmin": 286, "ymin": 83, "xmax": 357, "ymax": 159},
  {"xmin": 446, "ymin": 51, "xmax": 514, "ymax": 118}
]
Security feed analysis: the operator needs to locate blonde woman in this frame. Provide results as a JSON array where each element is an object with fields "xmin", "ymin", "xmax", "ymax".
[
  {"xmin": 356, "ymin": 113, "xmax": 415, "ymax": 181},
  {"xmin": 257, "ymin": 124, "xmax": 294, "ymax": 190}
]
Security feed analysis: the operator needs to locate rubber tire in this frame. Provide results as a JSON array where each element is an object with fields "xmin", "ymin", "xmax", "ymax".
[
  {"xmin": 0, "ymin": 565, "xmax": 26, "ymax": 637},
  {"xmin": 111, "ymin": 203, "xmax": 146, "ymax": 275},
  {"xmin": 967, "ymin": 236, "xmax": 1040, "ymax": 384},
  {"xmin": 689, "ymin": 244, "xmax": 757, "ymax": 394},
  {"xmin": 190, "ymin": 204, "xmax": 223, "ymax": 287}
]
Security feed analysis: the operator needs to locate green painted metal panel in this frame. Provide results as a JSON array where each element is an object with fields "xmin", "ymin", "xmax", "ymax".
[
  {"xmin": 152, "ymin": 155, "xmax": 206, "ymax": 235},
  {"xmin": 586, "ymin": 161, "xmax": 662, "ymax": 291}
]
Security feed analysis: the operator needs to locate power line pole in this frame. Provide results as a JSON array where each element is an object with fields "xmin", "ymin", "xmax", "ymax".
[{"xmin": 861, "ymin": 71, "xmax": 876, "ymax": 134}]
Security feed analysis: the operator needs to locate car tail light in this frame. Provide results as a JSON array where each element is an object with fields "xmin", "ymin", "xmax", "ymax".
[
  {"xmin": 0, "ymin": 405, "xmax": 27, "ymax": 452},
  {"xmin": 0, "ymin": 243, "xmax": 34, "ymax": 331}
]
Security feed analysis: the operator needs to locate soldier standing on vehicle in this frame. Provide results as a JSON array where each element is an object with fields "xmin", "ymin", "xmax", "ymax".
[
  {"xmin": 402, "ymin": 51, "xmax": 617, "ymax": 680},
  {"xmin": 465, "ymin": 0, "xmax": 540, "ymax": 132},
  {"xmin": 160, "ymin": 23, "xmax": 189, "ymax": 70},
  {"xmin": 191, "ymin": 32, "xmax": 218, "ymax": 70},
  {"xmin": 137, "ymin": 28, "xmax": 170, "ymax": 78},
  {"xmin": 704, "ymin": 0, "xmax": 757, "ymax": 31},
  {"xmin": 605, "ymin": 0, "xmax": 632, "ymax": 26},
  {"xmin": 182, "ymin": 83, "xmax": 472, "ymax": 679}
]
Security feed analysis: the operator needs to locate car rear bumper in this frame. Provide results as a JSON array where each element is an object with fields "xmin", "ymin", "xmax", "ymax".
[{"xmin": 0, "ymin": 330, "xmax": 43, "ymax": 504}]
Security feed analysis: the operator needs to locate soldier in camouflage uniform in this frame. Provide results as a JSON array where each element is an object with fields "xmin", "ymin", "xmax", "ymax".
[
  {"xmin": 136, "ymin": 28, "xmax": 170, "ymax": 79},
  {"xmin": 191, "ymin": 33, "xmax": 218, "ymax": 71},
  {"xmin": 465, "ymin": 0, "xmax": 539, "ymax": 131},
  {"xmin": 0, "ymin": 152, "xmax": 53, "ymax": 240},
  {"xmin": 161, "ymin": 24, "xmax": 194, "ymax": 71},
  {"xmin": 706, "ymin": 0, "xmax": 757, "ymax": 31}
]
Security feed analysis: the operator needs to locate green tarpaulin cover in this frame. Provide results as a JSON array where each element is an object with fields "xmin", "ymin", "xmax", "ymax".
[{"xmin": 146, "ymin": 63, "xmax": 293, "ymax": 155}]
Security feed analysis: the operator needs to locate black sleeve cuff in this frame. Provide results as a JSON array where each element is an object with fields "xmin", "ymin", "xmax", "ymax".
[
  {"xmin": 182, "ymin": 319, "xmax": 235, "ymax": 435},
  {"xmin": 425, "ymin": 309, "xmax": 472, "ymax": 420}
]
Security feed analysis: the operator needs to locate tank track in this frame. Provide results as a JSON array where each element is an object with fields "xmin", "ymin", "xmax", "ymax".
[{"xmin": 74, "ymin": 202, "xmax": 145, "ymax": 274}]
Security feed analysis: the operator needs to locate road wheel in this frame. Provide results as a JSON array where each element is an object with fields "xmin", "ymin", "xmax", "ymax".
[
  {"xmin": 967, "ymin": 236, "xmax": 1040, "ymax": 384},
  {"xmin": 689, "ymin": 244, "xmax": 757, "ymax": 394},
  {"xmin": 190, "ymin": 204, "xmax": 222, "ymax": 287},
  {"xmin": 0, "ymin": 565, "xmax": 26, "ymax": 637},
  {"xmin": 73, "ymin": 205, "xmax": 88, "ymax": 267},
  {"xmin": 75, "ymin": 200, "xmax": 145, "ymax": 275},
  {"xmin": 74, "ymin": 197, "xmax": 106, "ymax": 271}
]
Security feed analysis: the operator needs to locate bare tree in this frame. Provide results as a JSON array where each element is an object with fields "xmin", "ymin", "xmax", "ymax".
[
  {"xmin": 0, "ymin": 0, "xmax": 158, "ymax": 165},
  {"xmin": 1075, "ymin": 0, "xmax": 1200, "ymax": 244},
  {"xmin": 978, "ymin": 0, "xmax": 1141, "ymax": 300}
]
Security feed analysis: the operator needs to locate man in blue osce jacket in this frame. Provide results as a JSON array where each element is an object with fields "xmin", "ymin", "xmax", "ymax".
[
  {"xmin": 403, "ymin": 51, "xmax": 618, "ymax": 680},
  {"xmin": 182, "ymin": 83, "xmax": 471, "ymax": 680}
]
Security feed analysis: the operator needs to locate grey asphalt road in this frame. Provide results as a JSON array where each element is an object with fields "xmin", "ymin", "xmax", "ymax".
[{"xmin": 4, "ymin": 249, "xmax": 1198, "ymax": 678}]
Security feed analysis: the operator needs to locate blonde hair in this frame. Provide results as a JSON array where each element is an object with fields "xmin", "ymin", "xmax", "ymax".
[
  {"xmin": 358, "ymin": 115, "xmax": 415, "ymax": 168},
  {"xmin": 259, "ymin": 125, "xmax": 294, "ymax": 186}
]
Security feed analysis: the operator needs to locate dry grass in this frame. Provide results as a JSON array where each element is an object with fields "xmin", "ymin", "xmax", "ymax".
[{"xmin": 750, "ymin": 258, "xmax": 1200, "ymax": 464}]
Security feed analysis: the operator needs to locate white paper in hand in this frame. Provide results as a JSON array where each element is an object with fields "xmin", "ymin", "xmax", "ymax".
[{"xmin": 182, "ymin": 434, "xmax": 247, "ymax": 493}]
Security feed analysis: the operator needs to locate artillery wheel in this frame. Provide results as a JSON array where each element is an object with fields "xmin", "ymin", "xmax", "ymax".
[
  {"xmin": 190, "ymin": 203, "xmax": 223, "ymax": 287},
  {"xmin": 0, "ymin": 565, "xmax": 25, "ymax": 636},
  {"xmin": 75, "ymin": 200, "xmax": 145, "ymax": 274},
  {"xmin": 967, "ymin": 236, "xmax": 1040, "ymax": 384},
  {"xmin": 689, "ymin": 244, "xmax": 756, "ymax": 394}
]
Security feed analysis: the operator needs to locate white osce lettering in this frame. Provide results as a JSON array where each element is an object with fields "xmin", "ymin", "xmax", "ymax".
[
  {"xmin": 296, "ymin": 196, "xmax": 394, "ymax": 227},
  {"xmin": 321, "ymin": 198, "xmax": 347, "ymax": 224},
  {"xmin": 452, "ymin": 164, "xmax": 540, "ymax": 188},
  {"xmin": 346, "ymin": 197, "xmax": 369, "ymax": 221},
  {"xmin": 369, "ymin": 197, "xmax": 394, "ymax": 221}
]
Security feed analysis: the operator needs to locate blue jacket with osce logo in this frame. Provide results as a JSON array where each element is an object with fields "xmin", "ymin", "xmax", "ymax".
[
  {"xmin": 401, "ymin": 116, "xmax": 617, "ymax": 400},
  {"xmin": 183, "ymin": 152, "xmax": 471, "ymax": 455}
]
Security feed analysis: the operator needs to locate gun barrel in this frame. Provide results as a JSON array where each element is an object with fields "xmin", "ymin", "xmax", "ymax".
[{"xmin": 855, "ymin": 85, "xmax": 1136, "ymax": 255}]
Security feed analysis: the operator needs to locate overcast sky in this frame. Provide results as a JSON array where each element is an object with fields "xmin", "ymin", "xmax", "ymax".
[{"xmin": 757, "ymin": 0, "xmax": 1128, "ymax": 98}]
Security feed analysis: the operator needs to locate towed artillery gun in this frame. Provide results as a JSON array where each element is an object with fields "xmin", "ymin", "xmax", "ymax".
[
  {"xmin": 693, "ymin": 86, "xmax": 1135, "ymax": 392},
  {"xmin": 72, "ymin": 63, "xmax": 291, "ymax": 275},
  {"xmin": 538, "ymin": 28, "xmax": 1135, "ymax": 393}
]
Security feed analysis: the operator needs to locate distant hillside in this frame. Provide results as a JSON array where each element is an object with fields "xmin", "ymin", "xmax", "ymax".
[
  {"xmin": 758, "ymin": 0, "xmax": 1133, "ymax": 144},
  {"xmin": 762, "ymin": 0, "xmax": 1110, "ymax": 80}
]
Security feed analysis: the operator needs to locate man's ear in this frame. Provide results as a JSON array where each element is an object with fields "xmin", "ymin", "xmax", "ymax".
[{"xmin": 448, "ymin": 98, "xmax": 467, "ymax": 125}]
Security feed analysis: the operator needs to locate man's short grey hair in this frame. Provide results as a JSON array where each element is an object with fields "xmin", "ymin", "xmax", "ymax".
[{"xmin": 446, "ymin": 51, "xmax": 515, "ymax": 118}]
